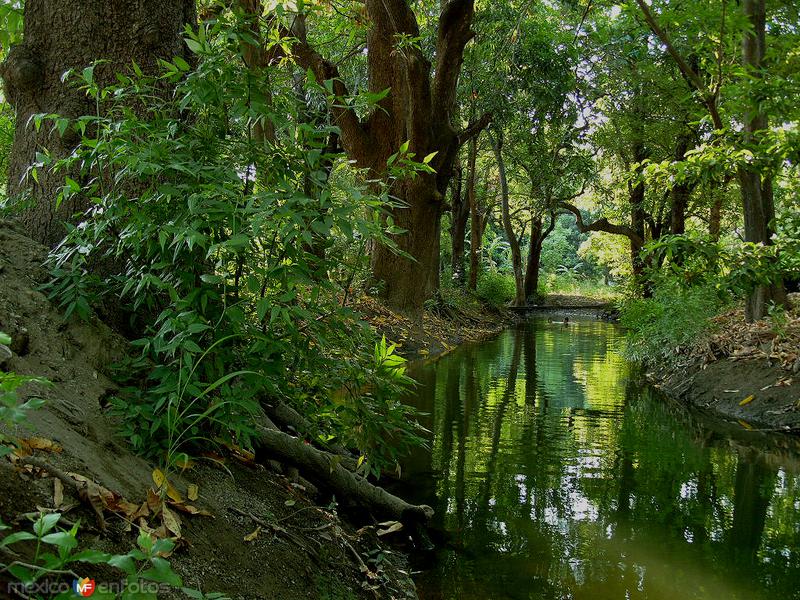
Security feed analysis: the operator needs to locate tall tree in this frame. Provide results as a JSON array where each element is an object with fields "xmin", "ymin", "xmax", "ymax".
[
  {"xmin": 0, "ymin": 0, "xmax": 196, "ymax": 246},
  {"xmin": 736, "ymin": 0, "xmax": 786, "ymax": 320},
  {"xmin": 291, "ymin": 0, "xmax": 489, "ymax": 315}
]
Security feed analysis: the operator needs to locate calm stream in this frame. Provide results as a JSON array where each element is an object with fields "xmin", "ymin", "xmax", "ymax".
[{"xmin": 399, "ymin": 318, "xmax": 800, "ymax": 600}]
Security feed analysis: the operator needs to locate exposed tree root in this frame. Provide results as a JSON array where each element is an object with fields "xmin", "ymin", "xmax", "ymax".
[{"xmin": 253, "ymin": 425, "xmax": 433, "ymax": 523}]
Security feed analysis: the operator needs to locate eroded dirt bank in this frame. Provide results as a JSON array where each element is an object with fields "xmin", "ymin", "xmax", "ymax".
[
  {"xmin": 649, "ymin": 300, "xmax": 800, "ymax": 434},
  {"xmin": 0, "ymin": 221, "xmax": 418, "ymax": 600}
]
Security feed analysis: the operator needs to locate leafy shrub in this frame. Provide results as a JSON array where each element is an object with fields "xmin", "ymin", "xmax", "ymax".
[
  {"xmin": 0, "ymin": 512, "xmax": 228, "ymax": 599},
  {"xmin": 33, "ymin": 18, "xmax": 425, "ymax": 475},
  {"xmin": 619, "ymin": 280, "xmax": 731, "ymax": 365},
  {"xmin": 475, "ymin": 271, "xmax": 515, "ymax": 308}
]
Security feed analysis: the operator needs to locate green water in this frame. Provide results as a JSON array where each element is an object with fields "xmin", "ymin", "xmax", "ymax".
[{"xmin": 400, "ymin": 318, "xmax": 800, "ymax": 600}]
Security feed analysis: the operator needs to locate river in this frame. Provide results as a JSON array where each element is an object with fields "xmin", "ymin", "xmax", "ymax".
[{"xmin": 398, "ymin": 317, "xmax": 800, "ymax": 600}]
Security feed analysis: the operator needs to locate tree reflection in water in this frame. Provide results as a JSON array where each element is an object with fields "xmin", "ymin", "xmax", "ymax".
[{"xmin": 398, "ymin": 318, "xmax": 800, "ymax": 600}]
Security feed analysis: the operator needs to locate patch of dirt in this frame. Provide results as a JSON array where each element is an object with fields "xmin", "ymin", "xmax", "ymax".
[
  {"xmin": 0, "ymin": 221, "xmax": 418, "ymax": 600},
  {"xmin": 650, "ymin": 296, "xmax": 800, "ymax": 434},
  {"xmin": 536, "ymin": 294, "xmax": 614, "ymax": 308},
  {"xmin": 354, "ymin": 294, "xmax": 511, "ymax": 360}
]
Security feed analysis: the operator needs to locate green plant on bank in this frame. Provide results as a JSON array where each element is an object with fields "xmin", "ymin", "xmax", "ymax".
[
  {"xmin": 29, "ymin": 16, "xmax": 425, "ymax": 476},
  {"xmin": 0, "ymin": 512, "xmax": 228, "ymax": 599},
  {"xmin": 619, "ymin": 279, "xmax": 730, "ymax": 365},
  {"xmin": 767, "ymin": 302, "xmax": 789, "ymax": 340},
  {"xmin": 0, "ymin": 332, "xmax": 49, "ymax": 457},
  {"xmin": 475, "ymin": 271, "xmax": 516, "ymax": 308}
]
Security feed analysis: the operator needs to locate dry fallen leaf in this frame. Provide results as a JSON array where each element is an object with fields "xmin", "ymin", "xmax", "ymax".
[
  {"xmin": 152, "ymin": 469, "xmax": 183, "ymax": 503},
  {"xmin": 21, "ymin": 437, "xmax": 63, "ymax": 453},
  {"xmin": 187, "ymin": 484, "xmax": 199, "ymax": 502},
  {"xmin": 739, "ymin": 394, "xmax": 755, "ymax": 406},
  {"xmin": 53, "ymin": 478, "xmax": 64, "ymax": 509},
  {"xmin": 168, "ymin": 501, "xmax": 212, "ymax": 517},
  {"xmin": 377, "ymin": 522, "xmax": 403, "ymax": 537},
  {"xmin": 161, "ymin": 505, "xmax": 182, "ymax": 538},
  {"xmin": 244, "ymin": 526, "xmax": 262, "ymax": 542}
]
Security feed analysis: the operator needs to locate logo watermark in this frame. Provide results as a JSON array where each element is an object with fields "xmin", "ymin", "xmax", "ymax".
[{"xmin": 7, "ymin": 578, "xmax": 171, "ymax": 597}]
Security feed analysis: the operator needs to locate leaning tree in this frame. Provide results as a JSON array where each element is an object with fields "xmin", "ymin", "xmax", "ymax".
[{"xmin": 0, "ymin": 0, "xmax": 196, "ymax": 246}]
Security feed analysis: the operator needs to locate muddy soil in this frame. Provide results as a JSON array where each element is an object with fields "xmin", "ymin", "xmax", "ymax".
[
  {"xmin": 652, "ymin": 358, "xmax": 800, "ymax": 433},
  {"xmin": 0, "ymin": 221, "xmax": 418, "ymax": 600}
]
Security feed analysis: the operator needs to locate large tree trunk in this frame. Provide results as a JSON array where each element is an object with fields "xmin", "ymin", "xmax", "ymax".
[
  {"xmin": 709, "ymin": 186, "xmax": 722, "ymax": 241},
  {"xmin": 669, "ymin": 133, "xmax": 694, "ymax": 235},
  {"xmin": 490, "ymin": 131, "xmax": 524, "ymax": 306},
  {"xmin": 291, "ymin": 0, "xmax": 485, "ymax": 316},
  {"xmin": 450, "ymin": 161, "xmax": 468, "ymax": 284},
  {"xmin": 0, "ymin": 0, "xmax": 196, "ymax": 247},
  {"xmin": 371, "ymin": 177, "xmax": 444, "ymax": 312},
  {"xmin": 629, "ymin": 137, "xmax": 650, "ymax": 293},
  {"xmin": 738, "ymin": 0, "xmax": 786, "ymax": 322}
]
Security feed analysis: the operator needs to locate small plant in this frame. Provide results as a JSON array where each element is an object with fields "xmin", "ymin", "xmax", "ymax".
[
  {"xmin": 475, "ymin": 271, "xmax": 516, "ymax": 308},
  {"xmin": 767, "ymin": 302, "xmax": 789, "ymax": 340},
  {"xmin": 0, "ymin": 512, "xmax": 229, "ymax": 600},
  {"xmin": 0, "ymin": 332, "xmax": 49, "ymax": 457}
]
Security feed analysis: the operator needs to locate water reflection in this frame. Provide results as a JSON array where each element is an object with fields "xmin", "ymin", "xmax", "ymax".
[{"xmin": 400, "ymin": 319, "xmax": 800, "ymax": 600}]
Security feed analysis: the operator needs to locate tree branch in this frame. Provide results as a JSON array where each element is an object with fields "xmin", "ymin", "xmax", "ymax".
[
  {"xmin": 287, "ymin": 21, "xmax": 373, "ymax": 164},
  {"xmin": 632, "ymin": 0, "xmax": 724, "ymax": 130},
  {"xmin": 560, "ymin": 202, "xmax": 644, "ymax": 247},
  {"xmin": 433, "ymin": 0, "xmax": 476, "ymax": 120},
  {"xmin": 457, "ymin": 111, "xmax": 492, "ymax": 146}
]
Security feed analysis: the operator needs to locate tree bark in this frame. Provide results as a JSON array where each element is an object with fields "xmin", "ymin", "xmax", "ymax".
[
  {"xmin": 489, "ymin": 130, "xmax": 525, "ymax": 306},
  {"xmin": 709, "ymin": 189, "xmax": 722, "ymax": 241},
  {"xmin": 0, "ymin": 0, "xmax": 196, "ymax": 246},
  {"xmin": 737, "ymin": 0, "xmax": 785, "ymax": 321},
  {"xmin": 669, "ymin": 132, "xmax": 695, "ymax": 235}
]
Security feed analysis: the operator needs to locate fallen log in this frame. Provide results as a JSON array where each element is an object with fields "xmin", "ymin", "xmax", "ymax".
[
  {"xmin": 263, "ymin": 400, "xmax": 357, "ymax": 470},
  {"xmin": 253, "ymin": 425, "xmax": 433, "ymax": 523}
]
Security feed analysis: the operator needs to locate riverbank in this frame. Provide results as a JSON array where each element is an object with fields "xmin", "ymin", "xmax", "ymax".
[
  {"xmin": 648, "ymin": 299, "xmax": 800, "ymax": 434},
  {"xmin": 355, "ymin": 293, "xmax": 513, "ymax": 360},
  {"xmin": 0, "ymin": 222, "xmax": 419, "ymax": 600}
]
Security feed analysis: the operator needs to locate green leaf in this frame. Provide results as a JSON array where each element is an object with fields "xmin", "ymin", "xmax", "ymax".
[
  {"xmin": 1, "ymin": 530, "xmax": 36, "ymax": 547},
  {"xmin": 70, "ymin": 549, "xmax": 113, "ymax": 563},
  {"xmin": 41, "ymin": 531, "xmax": 78, "ymax": 550},
  {"xmin": 108, "ymin": 554, "xmax": 137, "ymax": 575},
  {"xmin": 34, "ymin": 513, "xmax": 62, "ymax": 537},
  {"xmin": 141, "ymin": 557, "xmax": 182, "ymax": 586}
]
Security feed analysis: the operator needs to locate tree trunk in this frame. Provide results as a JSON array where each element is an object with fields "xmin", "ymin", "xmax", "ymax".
[
  {"xmin": 0, "ymin": 0, "xmax": 196, "ymax": 246},
  {"xmin": 629, "ymin": 136, "xmax": 650, "ymax": 294},
  {"xmin": 467, "ymin": 134, "xmax": 481, "ymax": 291},
  {"xmin": 450, "ymin": 161, "xmax": 468, "ymax": 285},
  {"xmin": 669, "ymin": 133, "xmax": 694, "ymax": 235},
  {"xmin": 709, "ymin": 182, "xmax": 722, "ymax": 241},
  {"xmin": 524, "ymin": 213, "xmax": 555, "ymax": 303},
  {"xmin": 371, "ymin": 177, "xmax": 443, "ymax": 313},
  {"xmin": 738, "ymin": 0, "xmax": 785, "ymax": 321},
  {"xmin": 489, "ymin": 131, "xmax": 524, "ymax": 307}
]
